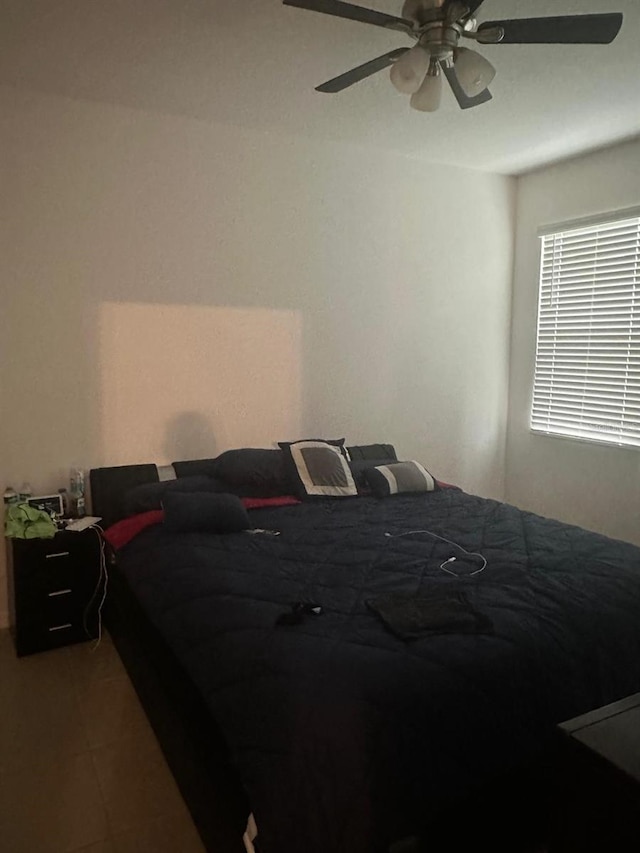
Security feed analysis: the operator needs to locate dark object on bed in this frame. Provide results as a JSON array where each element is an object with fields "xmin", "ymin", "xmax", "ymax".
[
  {"xmin": 124, "ymin": 475, "xmax": 224, "ymax": 516},
  {"xmin": 275, "ymin": 601, "xmax": 324, "ymax": 626},
  {"xmin": 93, "ymin": 463, "xmax": 640, "ymax": 853},
  {"xmin": 163, "ymin": 492, "xmax": 250, "ymax": 534},
  {"xmin": 367, "ymin": 589, "xmax": 493, "ymax": 639}
]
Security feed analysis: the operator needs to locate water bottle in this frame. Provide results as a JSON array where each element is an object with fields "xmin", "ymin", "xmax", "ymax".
[
  {"xmin": 3, "ymin": 486, "xmax": 18, "ymax": 506},
  {"xmin": 76, "ymin": 493, "xmax": 86, "ymax": 518},
  {"xmin": 58, "ymin": 488, "xmax": 70, "ymax": 517},
  {"xmin": 19, "ymin": 482, "xmax": 33, "ymax": 502},
  {"xmin": 69, "ymin": 468, "xmax": 86, "ymax": 518}
]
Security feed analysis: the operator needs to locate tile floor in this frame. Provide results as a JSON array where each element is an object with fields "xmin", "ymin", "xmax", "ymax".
[
  {"xmin": 0, "ymin": 626, "xmax": 552, "ymax": 853},
  {"xmin": 0, "ymin": 628, "xmax": 205, "ymax": 853}
]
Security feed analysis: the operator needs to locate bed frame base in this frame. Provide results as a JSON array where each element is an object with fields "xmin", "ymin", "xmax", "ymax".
[{"xmin": 106, "ymin": 561, "xmax": 249, "ymax": 853}]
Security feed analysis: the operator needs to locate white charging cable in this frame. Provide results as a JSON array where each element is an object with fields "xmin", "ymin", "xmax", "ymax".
[
  {"xmin": 384, "ymin": 529, "xmax": 487, "ymax": 577},
  {"xmin": 83, "ymin": 526, "xmax": 109, "ymax": 648}
]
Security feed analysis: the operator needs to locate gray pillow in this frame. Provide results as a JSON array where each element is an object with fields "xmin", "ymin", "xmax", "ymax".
[
  {"xmin": 348, "ymin": 458, "xmax": 398, "ymax": 494},
  {"xmin": 365, "ymin": 461, "xmax": 437, "ymax": 498}
]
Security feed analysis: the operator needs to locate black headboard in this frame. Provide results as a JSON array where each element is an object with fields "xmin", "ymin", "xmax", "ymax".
[
  {"xmin": 90, "ymin": 464, "xmax": 160, "ymax": 528},
  {"xmin": 89, "ymin": 458, "xmax": 221, "ymax": 528}
]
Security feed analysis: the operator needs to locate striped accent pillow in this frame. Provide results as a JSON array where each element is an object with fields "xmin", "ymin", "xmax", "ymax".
[{"xmin": 365, "ymin": 461, "xmax": 437, "ymax": 498}]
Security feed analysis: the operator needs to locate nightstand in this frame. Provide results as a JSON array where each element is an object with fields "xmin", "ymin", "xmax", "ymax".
[
  {"xmin": 549, "ymin": 694, "xmax": 640, "ymax": 852},
  {"xmin": 6, "ymin": 528, "xmax": 103, "ymax": 656}
]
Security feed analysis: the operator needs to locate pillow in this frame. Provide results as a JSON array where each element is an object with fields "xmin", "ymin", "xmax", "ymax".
[
  {"xmin": 280, "ymin": 440, "xmax": 358, "ymax": 499},
  {"xmin": 365, "ymin": 461, "xmax": 437, "ymax": 498},
  {"xmin": 163, "ymin": 492, "xmax": 250, "ymax": 534},
  {"xmin": 346, "ymin": 443, "xmax": 397, "ymax": 462},
  {"xmin": 278, "ymin": 438, "xmax": 348, "ymax": 458},
  {"xmin": 348, "ymin": 458, "xmax": 399, "ymax": 494},
  {"xmin": 210, "ymin": 449, "xmax": 291, "ymax": 498},
  {"xmin": 123, "ymin": 475, "xmax": 224, "ymax": 516}
]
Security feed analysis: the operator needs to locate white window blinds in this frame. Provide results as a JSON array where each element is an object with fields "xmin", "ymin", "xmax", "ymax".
[{"xmin": 531, "ymin": 213, "xmax": 640, "ymax": 448}]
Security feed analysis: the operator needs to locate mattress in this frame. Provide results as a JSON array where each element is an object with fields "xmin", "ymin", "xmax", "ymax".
[{"xmin": 114, "ymin": 488, "xmax": 640, "ymax": 853}]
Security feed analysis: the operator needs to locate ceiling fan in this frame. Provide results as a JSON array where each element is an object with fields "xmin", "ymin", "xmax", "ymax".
[{"xmin": 282, "ymin": 0, "xmax": 624, "ymax": 112}]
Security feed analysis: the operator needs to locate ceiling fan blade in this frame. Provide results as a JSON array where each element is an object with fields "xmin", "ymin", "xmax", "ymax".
[
  {"xmin": 316, "ymin": 48, "xmax": 409, "ymax": 93},
  {"xmin": 283, "ymin": 0, "xmax": 413, "ymax": 34},
  {"xmin": 441, "ymin": 63, "xmax": 492, "ymax": 110},
  {"xmin": 477, "ymin": 13, "xmax": 623, "ymax": 45}
]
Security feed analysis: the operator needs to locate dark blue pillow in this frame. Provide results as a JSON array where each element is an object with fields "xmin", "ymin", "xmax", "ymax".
[
  {"xmin": 123, "ymin": 475, "xmax": 224, "ymax": 516},
  {"xmin": 162, "ymin": 492, "xmax": 250, "ymax": 534},
  {"xmin": 346, "ymin": 444, "xmax": 397, "ymax": 462},
  {"xmin": 210, "ymin": 449, "xmax": 292, "ymax": 498}
]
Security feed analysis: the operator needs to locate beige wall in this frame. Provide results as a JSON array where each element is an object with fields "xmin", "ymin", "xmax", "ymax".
[
  {"xmin": 506, "ymin": 138, "xmax": 640, "ymax": 546},
  {"xmin": 0, "ymin": 85, "xmax": 516, "ymax": 627}
]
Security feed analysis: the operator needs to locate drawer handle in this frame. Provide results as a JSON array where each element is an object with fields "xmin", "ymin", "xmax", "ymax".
[
  {"xmin": 48, "ymin": 589, "xmax": 72, "ymax": 598},
  {"xmin": 48, "ymin": 623, "xmax": 73, "ymax": 632},
  {"xmin": 46, "ymin": 551, "xmax": 70, "ymax": 560}
]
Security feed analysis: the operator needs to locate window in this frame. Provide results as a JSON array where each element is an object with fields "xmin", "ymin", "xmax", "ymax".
[{"xmin": 531, "ymin": 210, "xmax": 640, "ymax": 449}]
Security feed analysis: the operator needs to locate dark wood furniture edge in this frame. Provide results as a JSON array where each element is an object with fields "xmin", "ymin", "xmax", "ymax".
[
  {"xmin": 559, "ymin": 692, "xmax": 640, "ymax": 734},
  {"xmin": 557, "ymin": 693, "xmax": 640, "ymax": 807}
]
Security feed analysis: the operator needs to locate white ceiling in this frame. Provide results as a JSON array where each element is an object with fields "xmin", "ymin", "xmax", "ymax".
[{"xmin": 1, "ymin": 0, "xmax": 639, "ymax": 174}]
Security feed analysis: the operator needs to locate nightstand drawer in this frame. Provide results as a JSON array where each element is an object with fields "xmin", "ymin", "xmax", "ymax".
[
  {"xmin": 12, "ymin": 534, "xmax": 99, "ymax": 575},
  {"xmin": 18, "ymin": 585, "xmax": 95, "ymax": 628},
  {"xmin": 14, "ymin": 618, "xmax": 91, "ymax": 656},
  {"xmin": 15, "ymin": 559, "xmax": 98, "ymax": 601}
]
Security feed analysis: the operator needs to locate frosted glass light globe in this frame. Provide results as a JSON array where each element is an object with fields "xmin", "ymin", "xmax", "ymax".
[
  {"xmin": 410, "ymin": 67, "xmax": 443, "ymax": 112},
  {"xmin": 390, "ymin": 45, "xmax": 431, "ymax": 95},
  {"xmin": 454, "ymin": 47, "xmax": 496, "ymax": 97}
]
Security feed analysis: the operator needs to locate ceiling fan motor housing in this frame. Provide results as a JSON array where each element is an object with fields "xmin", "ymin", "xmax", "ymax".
[{"xmin": 420, "ymin": 23, "xmax": 463, "ymax": 60}]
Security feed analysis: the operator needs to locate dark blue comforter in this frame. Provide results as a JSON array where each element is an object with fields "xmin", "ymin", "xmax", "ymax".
[{"xmin": 118, "ymin": 489, "xmax": 640, "ymax": 853}]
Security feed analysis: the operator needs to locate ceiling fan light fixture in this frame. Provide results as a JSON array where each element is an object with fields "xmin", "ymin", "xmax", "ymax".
[
  {"xmin": 410, "ymin": 61, "xmax": 442, "ymax": 112},
  {"xmin": 453, "ymin": 47, "xmax": 496, "ymax": 97},
  {"xmin": 402, "ymin": 0, "xmax": 439, "ymax": 18},
  {"xmin": 390, "ymin": 44, "xmax": 431, "ymax": 94},
  {"xmin": 286, "ymin": 1, "xmax": 625, "ymax": 112}
]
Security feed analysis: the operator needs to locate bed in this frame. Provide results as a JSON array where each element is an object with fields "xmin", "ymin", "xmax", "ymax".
[{"xmin": 90, "ymin": 445, "xmax": 640, "ymax": 853}]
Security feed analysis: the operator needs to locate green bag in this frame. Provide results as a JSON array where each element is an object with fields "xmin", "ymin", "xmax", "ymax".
[{"xmin": 4, "ymin": 502, "xmax": 57, "ymax": 539}]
